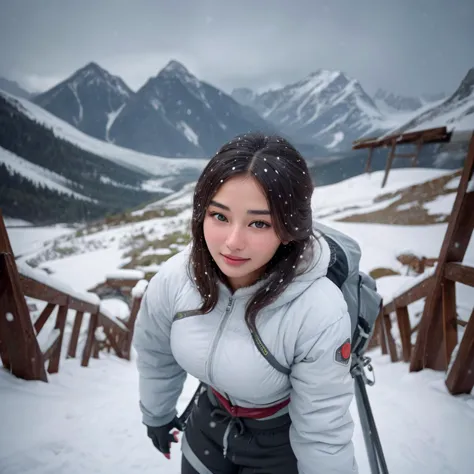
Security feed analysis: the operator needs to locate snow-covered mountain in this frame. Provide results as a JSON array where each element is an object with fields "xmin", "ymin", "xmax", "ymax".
[
  {"xmin": 390, "ymin": 68, "xmax": 474, "ymax": 134},
  {"xmin": 0, "ymin": 76, "xmax": 33, "ymax": 99},
  {"xmin": 108, "ymin": 60, "xmax": 281, "ymax": 158},
  {"xmin": 0, "ymin": 89, "xmax": 208, "ymax": 224},
  {"xmin": 231, "ymin": 70, "xmax": 402, "ymax": 151},
  {"xmin": 32, "ymin": 62, "xmax": 133, "ymax": 141}
]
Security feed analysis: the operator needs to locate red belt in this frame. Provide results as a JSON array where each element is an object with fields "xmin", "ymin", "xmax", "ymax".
[{"xmin": 211, "ymin": 388, "xmax": 290, "ymax": 419}]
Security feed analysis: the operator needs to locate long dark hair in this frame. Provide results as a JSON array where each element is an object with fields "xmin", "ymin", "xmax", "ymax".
[{"xmin": 189, "ymin": 132, "xmax": 315, "ymax": 328}]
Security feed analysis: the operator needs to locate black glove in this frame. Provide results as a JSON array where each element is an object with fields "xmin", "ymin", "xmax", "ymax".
[{"xmin": 146, "ymin": 416, "xmax": 184, "ymax": 459}]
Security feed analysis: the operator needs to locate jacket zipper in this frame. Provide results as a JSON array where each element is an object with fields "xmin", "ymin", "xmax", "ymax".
[{"xmin": 207, "ymin": 296, "xmax": 234, "ymax": 387}]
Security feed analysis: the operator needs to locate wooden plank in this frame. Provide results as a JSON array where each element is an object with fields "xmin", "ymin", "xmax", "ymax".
[
  {"xmin": 445, "ymin": 308, "xmax": 474, "ymax": 394},
  {"xmin": 33, "ymin": 303, "xmax": 56, "ymax": 334},
  {"xmin": 395, "ymin": 306, "xmax": 412, "ymax": 362},
  {"xmin": 81, "ymin": 311, "xmax": 99, "ymax": 367},
  {"xmin": 353, "ymin": 126, "xmax": 450, "ymax": 150},
  {"xmin": 47, "ymin": 305, "xmax": 68, "ymax": 374},
  {"xmin": 441, "ymin": 279, "xmax": 458, "ymax": 369},
  {"xmin": 444, "ymin": 263, "xmax": 474, "ymax": 287},
  {"xmin": 68, "ymin": 297, "xmax": 98, "ymax": 314},
  {"xmin": 392, "ymin": 276, "xmax": 434, "ymax": 309},
  {"xmin": 379, "ymin": 316, "xmax": 388, "ymax": 355},
  {"xmin": 0, "ymin": 255, "xmax": 47, "ymax": 381},
  {"xmin": 67, "ymin": 311, "xmax": 84, "ymax": 358},
  {"xmin": 411, "ymin": 132, "xmax": 474, "ymax": 372},
  {"xmin": 412, "ymin": 138, "xmax": 424, "ymax": 167},
  {"xmin": 0, "ymin": 208, "xmax": 47, "ymax": 381},
  {"xmin": 382, "ymin": 275, "xmax": 434, "ymax": 316},
  {"xmin": 20, "ymin": 275, "xmax": 69, "ymax": 306},
  {"xmin": 121, "ymin": 296, "xmax": 142, "ymax": 360},
  {"xmin": 383, "ymin": 313, "xmax": 399, "ymax": 362},
  {"xmin": 43, "ymin": 333, "xmax": 61, "ymax": 361},
  {"xmin": 365, "ymin": 147, "xmax": 374, "ymax": 173}
]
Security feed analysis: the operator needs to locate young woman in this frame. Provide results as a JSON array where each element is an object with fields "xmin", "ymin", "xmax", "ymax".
[{"xmin": 133, "ymin": 133, "xmax": 358, "ymax": 474}]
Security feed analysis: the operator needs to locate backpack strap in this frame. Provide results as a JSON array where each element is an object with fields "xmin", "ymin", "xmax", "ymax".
[
  {"xmin": 248, "ymin": 234, "xmax": 346, "ymax": 376},
  {"xmin": 248, "ymin": 325, "xmax": 291, "ymax": 375}
]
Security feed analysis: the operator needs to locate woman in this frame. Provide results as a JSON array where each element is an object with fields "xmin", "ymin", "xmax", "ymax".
[{"xmin": 133, "ymin": 133, "xmax": 358, "ymax": 474}]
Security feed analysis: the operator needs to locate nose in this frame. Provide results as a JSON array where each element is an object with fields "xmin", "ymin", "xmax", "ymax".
[{"xmin": 225, "ymin": 225, "xmax": 245, "ymax": 252}]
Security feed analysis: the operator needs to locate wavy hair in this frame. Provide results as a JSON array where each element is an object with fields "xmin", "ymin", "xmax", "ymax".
[{"xmin": 189, "ymin": 132, "xmax": 315, "ymax": 328}]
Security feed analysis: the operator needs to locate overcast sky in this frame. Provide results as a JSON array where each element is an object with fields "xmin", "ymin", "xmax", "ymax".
[{"xmin": 0, "ymin": 0, "xmax": 473, "ymax": 97}]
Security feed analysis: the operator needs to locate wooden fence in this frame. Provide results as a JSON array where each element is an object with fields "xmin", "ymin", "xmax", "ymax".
[
  {"xmin": 0, "ymin": 211, "xmax": 146, "ymax": 382},
  {"xmin": 368, "ymin": 130, "xmax": 474, "ymax": 395}
]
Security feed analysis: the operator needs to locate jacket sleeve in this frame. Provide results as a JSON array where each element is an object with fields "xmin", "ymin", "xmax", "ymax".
[
  {"xmin": 132, "ymin": 269, "xmax": 187, "ymax": 427},
  {"xmin": 288, "ymin": 305, "xmax": 358, "ymax": 474}
]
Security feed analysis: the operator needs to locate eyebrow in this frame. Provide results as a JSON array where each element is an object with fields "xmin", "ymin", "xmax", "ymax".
[{"xmin": 209, "ymin": 200, "xmax": 270, "ymax": 215}]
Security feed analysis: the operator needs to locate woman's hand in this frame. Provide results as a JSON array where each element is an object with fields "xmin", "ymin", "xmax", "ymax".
[{"xmin": 146, "ymin": 416, "xmax": 184, "ymax": 459}]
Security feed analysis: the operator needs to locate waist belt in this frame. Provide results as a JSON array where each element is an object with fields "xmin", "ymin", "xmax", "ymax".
[{"xmin": 210, "ymin": 387, "xmax": 290, "ymax": 419}]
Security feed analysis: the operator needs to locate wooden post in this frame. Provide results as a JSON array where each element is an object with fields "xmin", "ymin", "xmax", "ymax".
[
  {"xmin": 47, "ymin": 305, "xmax": 68, "ymax": 374},
  {"xmin": 445, "ymin": 308, "xmax": 474, "ymax": 394},
  {"xmin": 441, "ymin": 279, "xmax": 458, "ymax": 369},
  {"xmin": 383, "ymin": 313, "xmax": 399, "ymax": 362},
  {"xmin": 365, "ymin": 147, "xmax": 374, "ymax": 173},
  {"xmin": 381, "ymin": 140, "xmax": 397, "ymax": 188},
  {"xmin": 67, "ymin": 311, "xmax": 84, "ymax": 358},
  {"xmin": 412, "ymin": 138, "xmax": 423, "ymax": 167},
  {"xmin": 395, "ymin": 306, "xmax": 412, "ymax": 362},
  {"xmin": 0, "ymin": 211, "xmax": 47, "ymax": 382},
  {"xmin": 122, "ymin": 296, "xmax": 142, "ymax": 360},
  {"xmin": 410, "ymin": 132, "xmax": 474, "ymax": 372},
  {"xmin": 81, "ymin": 311, "xmax": 99, "ymax": 367}
]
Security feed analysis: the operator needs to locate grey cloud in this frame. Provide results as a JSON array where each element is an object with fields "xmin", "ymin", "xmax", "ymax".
[{"xmin": 0, "ymin": 0, "xmax": 472, "ymax": 96}]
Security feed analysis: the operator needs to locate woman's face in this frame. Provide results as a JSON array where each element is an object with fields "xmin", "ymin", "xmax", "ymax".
[{"xmin": 203, "ymin": 175, "xmax": 283, "ymax": 290}]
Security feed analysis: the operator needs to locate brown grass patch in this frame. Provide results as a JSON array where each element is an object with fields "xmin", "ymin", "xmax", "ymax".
[
  {"xmin": 336, "ymin": 169, "xmax": 461, "ymax": 225},
  {"xmin": 369, "ymin": 267, "xmax": 401, "ymax": 279}
]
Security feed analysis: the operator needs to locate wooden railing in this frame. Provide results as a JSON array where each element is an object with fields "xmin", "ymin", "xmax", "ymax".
[
  {"xmin": 0, "ymin": 210, "xmax": 147, "ymax": 382},
  {"xmin": 370, "ymin": 131, "xmax": 474, "ymax": 395}
]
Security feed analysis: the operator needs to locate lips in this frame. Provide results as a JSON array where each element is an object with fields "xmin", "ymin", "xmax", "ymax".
[
  {"xmin": 222, "ymin": 254, "xmax": 249, "ymax": 262},
  {"xmin": 221, "ymin": 254, "xmax": 250, "ymax": 266}
]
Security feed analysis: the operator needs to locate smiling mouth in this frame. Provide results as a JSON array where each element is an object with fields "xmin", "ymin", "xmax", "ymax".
[{"xmin": 221, "ymin": 254, "xmax": 250, "ymax": 262}]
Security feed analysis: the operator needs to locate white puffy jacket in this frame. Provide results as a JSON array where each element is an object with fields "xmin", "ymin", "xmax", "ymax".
[{"xmin": 133, "ymin": 234, "xmax": 358, "ymax": 473}]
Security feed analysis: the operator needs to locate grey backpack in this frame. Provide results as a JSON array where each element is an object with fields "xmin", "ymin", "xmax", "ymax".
[
  {"xmin": 313, "ymin": 220, "xmax": 383, "ymax": 358},
  {"xmin": 248, "ymin": 220, "xmax": 383, "ymax": 375}
]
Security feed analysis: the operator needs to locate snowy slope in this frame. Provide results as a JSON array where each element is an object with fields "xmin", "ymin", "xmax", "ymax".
[
  {"xmin": 2, "ymin": 167, "xmax": 473, "ymax": 474},
  {"xmin": 1, "ymin": 90, "xmax": 209, "ymax": 177},
  {"xmin": 0, "ymin": 146, "xmax": 95, "ymax": 202}
]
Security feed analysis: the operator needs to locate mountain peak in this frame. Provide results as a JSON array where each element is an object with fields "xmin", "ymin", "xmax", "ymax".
[{"xmin": 160, "ymin": 60, "xmax": 191, "ymax": 77}]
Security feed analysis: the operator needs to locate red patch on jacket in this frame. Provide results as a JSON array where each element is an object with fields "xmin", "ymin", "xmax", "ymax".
[{"xmin": 334, "ymin": 338, "xmax": 351, "ymax": 365}]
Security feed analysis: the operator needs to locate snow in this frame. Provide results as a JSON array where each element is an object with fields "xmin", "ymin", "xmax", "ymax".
[
  {"xmin": 105, "ymin": 269, "xmax": 145, "ymax": 280},
  {"xmin": 1, "ymin": 91, "xmax": 208, "ymax": 177},
  {"xmin": 467, "ymin": 176, "xmax": 474, "ymax": 193},
  {"xmin": 105, "ymin": 104, "xmax": 126, "ymax": 141},
  {"xmin": 424, "ymin": 193, "xmax": 457, "ymax": 215},
  {"xmin": 131, "ymin": 280, "xmax": 148, "ymax": 298},
  {"xmin": 2, "ymin": 167, "xmax": 473, "ymax": 473},
  {"xmin": 0, "ymin": 146, "xmax": 95, "ymax": 202},
  {"xmin": 17, "ymin": 262, "xmax": 101, "ymax": 307},
  {"xmin": 326, "ymin": 130, "xmax": 345, "ymax": 148},
  {"xmin": 178, "ymin": 121, "xmax": 199, "ymax": 146},
  {"xmin": 7, "ymin": 223, "xmax": 74, "ymax": 260}
]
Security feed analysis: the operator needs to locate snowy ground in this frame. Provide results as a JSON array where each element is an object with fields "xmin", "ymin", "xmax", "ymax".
[{"xmin": 1, "ymin": 168, "xmax": 473, "ymax": 473}]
